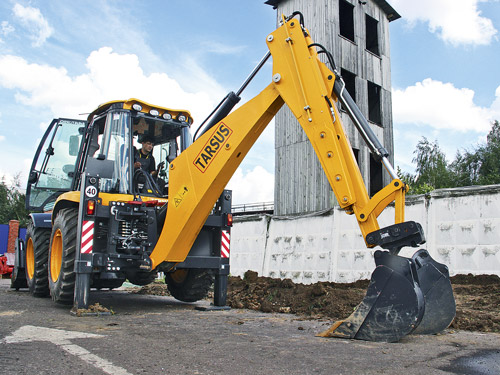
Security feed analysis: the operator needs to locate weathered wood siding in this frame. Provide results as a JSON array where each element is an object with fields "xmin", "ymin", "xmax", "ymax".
[{"xmin": 274, "ymin": 0, "xmax": 396, "ymax": 215}]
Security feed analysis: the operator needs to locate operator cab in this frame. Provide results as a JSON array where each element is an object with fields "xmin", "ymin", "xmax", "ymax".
[{"xmin": 83, "ymin": 99, "xmax": 193, "ymax": 197}]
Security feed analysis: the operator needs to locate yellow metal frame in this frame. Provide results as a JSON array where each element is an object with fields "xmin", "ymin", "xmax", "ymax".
[
  {"xmin": 52, "ymin": 18, "xmax": 408, "ymax": 270},
  {"xmin": 147, "ymin": 17, "xmax": 408, "ymax": 268}
]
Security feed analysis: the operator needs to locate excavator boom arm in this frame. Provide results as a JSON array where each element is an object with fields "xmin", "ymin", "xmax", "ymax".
[{"xmin": 149, "ymin": 17, "xmax": 407, "ymax": 268}]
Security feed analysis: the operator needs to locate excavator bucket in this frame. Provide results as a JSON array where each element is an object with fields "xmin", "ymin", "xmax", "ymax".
[
  {"xmin": 411, "ymin": 249, "xmax": 456, "ymax": 334},
  {"xmin": 319, "ymin": 250, "xmax": 424, "ymax": 342}
]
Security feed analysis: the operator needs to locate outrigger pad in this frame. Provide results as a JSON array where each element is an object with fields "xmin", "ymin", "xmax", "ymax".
[
  {"xmin": 411, "ymin": 249, "xmax": 456, "ymax": 335},
  {"xmin": 319, "ymin": 251, "xmax": 424, "ymax": 342}
]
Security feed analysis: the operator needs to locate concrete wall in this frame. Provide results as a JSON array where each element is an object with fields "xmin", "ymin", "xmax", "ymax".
[{"xmin": 230, "ymin": 185, "xmax": 500, "ymax": 283}]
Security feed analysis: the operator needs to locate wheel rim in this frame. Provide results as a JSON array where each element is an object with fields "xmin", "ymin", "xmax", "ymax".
[
  {"xmin": 50, "ymin": 229, "xmax": 63, "ymax": 283},
  {"xmin": 169, "ymin": 269, "xmax": 188, "ymax": 284},
  {"xmin": 26, "ymin": 237, "xmax": 35, "ymax": 279}
]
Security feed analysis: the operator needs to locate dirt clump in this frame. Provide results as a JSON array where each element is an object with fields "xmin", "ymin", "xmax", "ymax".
[
  {"xmin": 135, "ymin": 271, "xmax": 500, "ymax": 333},
  {"xmin": 449, "ymin": 273, "xmax": 500, "ymax": 332}
]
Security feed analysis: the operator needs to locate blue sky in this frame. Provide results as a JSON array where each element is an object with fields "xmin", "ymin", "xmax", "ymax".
[{"xmin": 0, "ymin": 0, "xmax": 499, "ymax": 204}]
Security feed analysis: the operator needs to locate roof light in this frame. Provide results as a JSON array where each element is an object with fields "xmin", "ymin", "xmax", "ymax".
[
  {"xmin": 132, "ymin": 103, "xmax": 143, "ymax": 111},
  {"xmin": 177, "ymin": 113, "xmax": 187, "ymax": 122},
  {"xmin": 162, "ymin": 113, "xmax": 172, "ymax": 120},
  {"xmin": 150, "ymin": 109, "xmax": 160, "ymax": 116}
]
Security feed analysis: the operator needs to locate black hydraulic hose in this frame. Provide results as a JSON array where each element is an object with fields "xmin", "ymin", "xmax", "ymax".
[
  {"xmin": 286, "ymin": 11, "xmax": 305, "ymax": 26},
  {"xmin": 308, "ymin": 43, "xmax": 337, "ymax": 71}
]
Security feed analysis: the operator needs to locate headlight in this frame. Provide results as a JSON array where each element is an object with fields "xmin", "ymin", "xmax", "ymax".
[
  {"xmin": 162, "ymin": 113, "xmax": 172, "ymax": 120},
  {"xmin": 132, "ymin": 103, "xmax": 143, "ymax": 111},
  {"xmin": 150, "ymin": 109, "xmax": 160, "ymax": 116}
]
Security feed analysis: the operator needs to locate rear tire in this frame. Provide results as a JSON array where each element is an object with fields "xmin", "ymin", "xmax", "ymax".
[
  {"xmin": 127, "ymin": 271, "xmax": 157, "ymax": 286},
  {"xmin": 48, "ymin": 208, "xmax": 78, "ymax": 304},
  {"xmin": 165, "ymin": 269, "xmax": 213, "ymax": 302},
  {"xmin": 25, "ymin": 223, "xmax": 51, "ymax": 297}
]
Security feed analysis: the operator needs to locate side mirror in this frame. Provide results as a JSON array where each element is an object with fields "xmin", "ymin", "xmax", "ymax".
[
  {"xmin": 69, "ymin": 135, "xmax": 80, "ymax": 156},
  {"xmin": 28, "ymin": 171, "xmax": 39, "ymax": 184},
  {"xmin": 166, "ymin": 139, "xmax": 178, "ymax": 163}
]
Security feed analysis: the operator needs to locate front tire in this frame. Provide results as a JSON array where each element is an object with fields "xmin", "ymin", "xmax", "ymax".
[
  {"xmin": 165, "ymin": 269, "xmax": 213, "ymax": 302},
  {"xmin": 48, "ymin": 208, "xmax": 78, "ymax": 304},
  {"xmin": 25, "ymin": 223, "xmax": 51, "ymax": 297}
]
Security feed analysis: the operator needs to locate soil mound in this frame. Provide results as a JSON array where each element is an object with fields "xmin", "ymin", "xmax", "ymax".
[{"xmin": 136, "ymin": 271, "xmax": 500, "ymax": 333}]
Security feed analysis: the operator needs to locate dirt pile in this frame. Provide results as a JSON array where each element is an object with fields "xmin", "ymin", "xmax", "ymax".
[{"xmin": 136, "ymin": 271, "xmax": 500, "ymax": 333}]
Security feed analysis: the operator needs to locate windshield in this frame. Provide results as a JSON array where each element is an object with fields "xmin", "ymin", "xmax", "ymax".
[
  {"xmin": 87, "ymin": 109, "xmax": 190, "ymax": 196},
  {"xmin": 27, "ymin": 119, "xmax": 85, "ymax": 211}
]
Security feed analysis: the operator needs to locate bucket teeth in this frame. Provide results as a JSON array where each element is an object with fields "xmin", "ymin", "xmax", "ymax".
[{"xmin": 320, "ymin": 251, "xmax": 424, "ymax": 342}]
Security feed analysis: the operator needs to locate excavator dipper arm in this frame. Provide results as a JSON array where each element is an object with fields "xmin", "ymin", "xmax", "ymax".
[{"xmin": 148, "ymin": 14, "xmax": 455, "ymax": 342}]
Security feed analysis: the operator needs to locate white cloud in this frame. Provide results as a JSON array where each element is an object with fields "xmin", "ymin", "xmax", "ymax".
[
  {"xmin": 0, "ymin": 48, "xmax": 221, "ymax": 123},
  {"xmin": 12, "ymin": 4, "xmax": 54, "ymax": 47},
  {"xmin": 227, "ymin": 166, "xmax": 274, "ymax": 204},
  {"xmin": 0, "ymin": 135, "xmax": 4, "ymax": 141},
  {"xmin": 393, "ymin": 78, "xmax": 498, "ymax": 132},
  {"xmin": 1, "ymin": 21, "xmax": 15, "ymax": 43},
  {"xmin": 391, "ymin": 0, "xmax": 497, "ymax": 46}
]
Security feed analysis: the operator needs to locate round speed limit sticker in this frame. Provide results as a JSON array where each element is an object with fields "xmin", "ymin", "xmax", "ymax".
[{"xmin": 85, "ymin": 186, "xmax": 97, "ymax": 198}]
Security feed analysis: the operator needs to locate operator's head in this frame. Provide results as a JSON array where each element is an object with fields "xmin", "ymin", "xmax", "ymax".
[{"xmin": 140, "ymin": 134, "xmax": 154, "ymax": 153}]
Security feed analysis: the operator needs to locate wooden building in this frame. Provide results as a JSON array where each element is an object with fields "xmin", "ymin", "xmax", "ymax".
[{"xmin": 266, "ymin": 0, "xmax": 400, "ymax": 215}]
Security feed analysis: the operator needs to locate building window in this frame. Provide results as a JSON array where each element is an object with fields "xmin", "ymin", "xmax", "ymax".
[
  {"xmin": 367, "ymin": 81, "xmax": 382, "ymax": 125},
  {"xmin": 370, "ymin": 154, "xmax": 383, "ymax": 196},
  {"xmin": 339, "ymin": 0, "xmax": 355, "ymax": 42},
  {"xmin": 340, "ymin": 68, "xmax": 356, "ymax": 103},
  {"xmin": 365, "ymin": 15, "xmax": 380, "ymax": 55},
  {"xmin": 352, "ymin": 147, "xmax": 360, "ymax": 166}
]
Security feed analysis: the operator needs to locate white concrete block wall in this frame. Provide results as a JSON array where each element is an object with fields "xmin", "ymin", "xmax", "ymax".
[{"xmin": 229, "ymin": 185, "xmax": 500, "ymax": 283}]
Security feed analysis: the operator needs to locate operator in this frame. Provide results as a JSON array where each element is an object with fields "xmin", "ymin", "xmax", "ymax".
[{"xmin": 134, "ymin": 135, "xmax": 157, "ymax": 176}]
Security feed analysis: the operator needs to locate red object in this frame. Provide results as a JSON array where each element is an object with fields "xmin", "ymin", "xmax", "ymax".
[
  {"xmin": 0, "ymin": 255, "xmax": 13, "ymax": 276},
  {"xmin": 81, "ymin": 220, "xmax": 94, "ymax": 254},
  {"xmin": 221, "ymin": 230, "xmax": 230, "ymax": 258},
  {"xmin": 87, "ymin": 200, "xmax": 96, "ymax": 215}
]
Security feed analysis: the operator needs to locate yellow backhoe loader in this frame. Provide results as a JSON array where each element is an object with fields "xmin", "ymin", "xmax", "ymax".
[{"xmin": 11, "ymin": 13, "xmax": 455, "ymax": 342}]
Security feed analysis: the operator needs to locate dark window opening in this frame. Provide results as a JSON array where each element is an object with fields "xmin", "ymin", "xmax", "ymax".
[
  {"xmin": 339, "ymin": 0, "xmax": 355, "ymax": 42},
  {"xmin": 370, "ymin": 154, "xmax": 383, "ymax": 196},
  {"xmin": 352, "ymin": 148, "xmax": 360, "ymax": 166},
  {"xmin": 367, "ymin": 81, "xmax": 382, "ymax": 125},
  {"xmin": 340, "ymin": 68, "xmax": 356, "ymax": 103},
  {"xmin": 365, "ymin": 15, "xmax": 380, "ymax": 55}
]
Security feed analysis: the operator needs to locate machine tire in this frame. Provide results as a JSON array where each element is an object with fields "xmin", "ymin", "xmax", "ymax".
[
  {"xmin": 48, "ymin": 208, "xmax": 78, "ymax": 304},
  {"xmin": 127, "ymin": 271, "xmax": 157, "ymax": 286},
  {"xmin": 25, "ymin": 222, "xmax": 51, "ymax": 297},
  {"xmin": 165, "ymin": 269, "xmax": 213, "ymax": 302}
]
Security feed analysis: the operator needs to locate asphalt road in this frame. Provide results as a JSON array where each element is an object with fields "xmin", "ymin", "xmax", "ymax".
[{"xmin": 0, "ymin": 278, "xmax": 499, "ymax": 375}]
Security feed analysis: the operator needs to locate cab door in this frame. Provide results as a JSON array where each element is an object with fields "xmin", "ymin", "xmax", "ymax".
[{"xmin": 26, "ymin": 118, "xmax": 87, "ymax": 212}]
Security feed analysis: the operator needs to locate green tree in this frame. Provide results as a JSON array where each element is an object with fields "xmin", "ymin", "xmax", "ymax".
[
  {"xmin": 451, "ymin": 120, "xmax": 500, "ymax": 186},
  {"xmin": 0, "ymin": 174, "xmax": 30, "ymax": 227},
  {"xmin": 400, "ymin": 120, "xmax": 500, "ymax": 195},
  {"xmin": 412, "ymin": 137, "xmax": 453, "ymax": 190}
]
